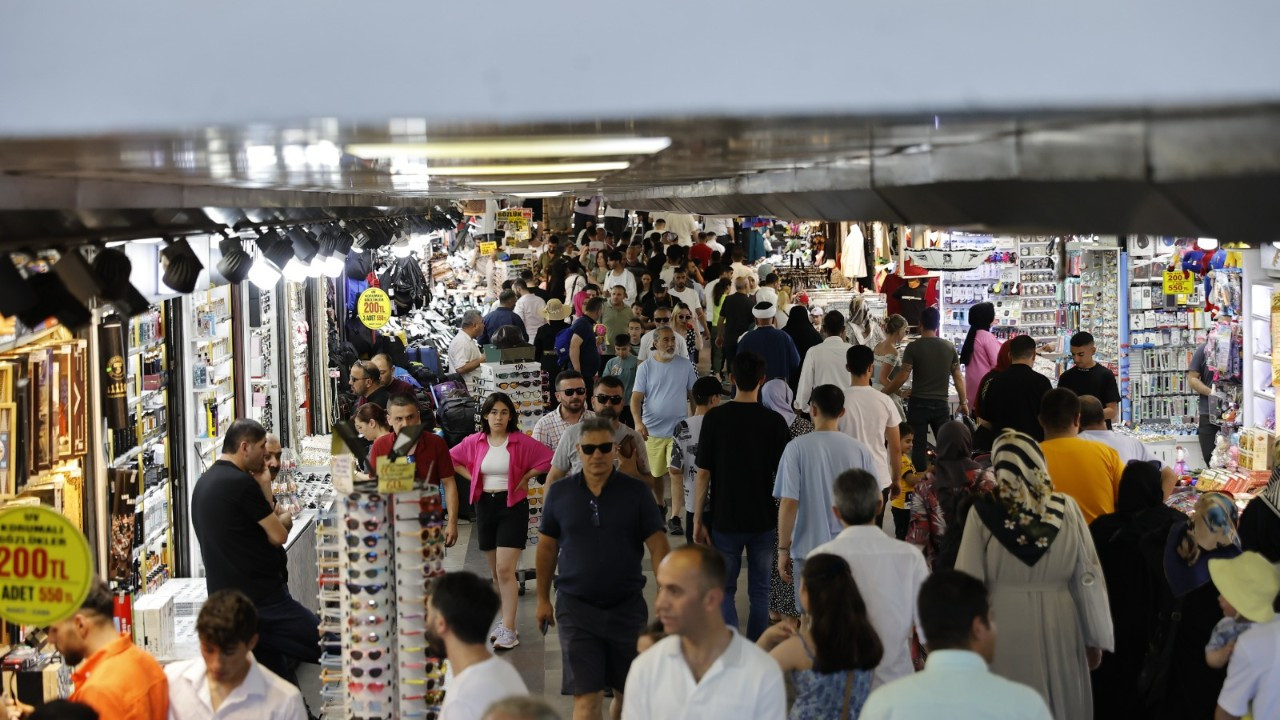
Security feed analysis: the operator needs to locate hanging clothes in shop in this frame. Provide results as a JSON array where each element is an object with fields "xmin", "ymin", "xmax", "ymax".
[
  {"xmin": 841, "ymin": 224, "xmax": 868, "ymax": 282},
  {"xmin": 746, "ymin": 228, "xmax": 768, "ymax": 263},
  {"xmin": 345, "ymin": 253, "xmax": 373, "ymax": 311},
  {"xmin": 378, "ymin": 256, "xmax": 430, "ymax": 313}
]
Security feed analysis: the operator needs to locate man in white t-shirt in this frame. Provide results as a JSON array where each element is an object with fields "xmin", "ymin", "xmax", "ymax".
[
  {"xmin": 838, "ymin": 345, "xmax": 902, "ymax": 492},
  {"xmin": 448, "ymin": 310, "xmax": 486, "ymax": 387},
  {"xmin": 512, "ymin": 279, "xmax": 547, "ymax": 339},
  {"xmin": 1078, "ymin": 395, "xmax": 1178, "ymax": 491},
  {"xmin": 652, "ymin": 212, "xmax": 698, "ymax": 247},
  {"xmin": 431, "ymin": 571, "xmax": 529, "ymax": 720},
  {"xmin": 668, "ymin": 266, "xmax": 708, "ymax": 338},
  {"xmin": 622, "ymin": 545, "xmax": 786, "ymax": 720}
]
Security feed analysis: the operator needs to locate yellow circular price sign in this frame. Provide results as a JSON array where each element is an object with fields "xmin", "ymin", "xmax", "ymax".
[
  {"xmin": 358, "ymin": 288, "xmax": 393, "ymax": 330},
  {"xmin": 0, "ymin": 505, "xmax": 93, "ymax": 626}
]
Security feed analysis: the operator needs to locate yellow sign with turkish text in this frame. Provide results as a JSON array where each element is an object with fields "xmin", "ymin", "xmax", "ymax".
[
  {"xmin": 478, "ymin": 241, "xmax": 498, "ymax": 256},
  {"xmin": 0, "ymin": 505, "xmax": 93, "ymax": 626},
  {"xmin": 1162, "ymin": 270, "xmax": 1195, "ymax": 296},
  {"xmin": 378, "ymin": 456, "xmax": 415, "ymax": 494},
  {"xmin": 357, "ymin": 288, "xmax": 393, "ymax": 330}
]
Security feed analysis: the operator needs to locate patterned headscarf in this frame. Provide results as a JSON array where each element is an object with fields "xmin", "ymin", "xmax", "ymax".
[
  {"xmin": 1177, "ymin": 492, "xmax": 1241, "ymax": 567},
  {"xmin": 974, "ymin": 430, "xmax": 1068, "ymax": 566}
]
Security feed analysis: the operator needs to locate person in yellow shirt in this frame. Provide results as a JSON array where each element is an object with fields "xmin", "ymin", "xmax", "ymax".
[
  {"xmin": 893, "ymin": 422, "xmax": 929, "ymax": 540},
  {"xmin": 1038, "ymin": 388, "xmax": 1123, "ymax": 524}
]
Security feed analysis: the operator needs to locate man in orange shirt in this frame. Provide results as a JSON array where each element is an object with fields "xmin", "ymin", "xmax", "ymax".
[
  {"xmin": 46, "ymin": 578, "xmax": 168, "ymax": 720},
  {"xmin": 1037, "ymin": 388, "xmax": 1124, "ymax": 524}
]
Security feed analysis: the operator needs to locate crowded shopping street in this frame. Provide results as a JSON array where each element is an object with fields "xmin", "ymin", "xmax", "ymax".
[{"xmin": 2, "ymin": 3, "xmax": 1280, "ymax": 719}]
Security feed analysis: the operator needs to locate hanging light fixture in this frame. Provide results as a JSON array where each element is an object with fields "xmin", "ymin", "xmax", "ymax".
[
  {"xmin": 249, "ymin": 230, "xmax": 290, "ymax": 288},
  {"xmin": 91, "ymin": 247, "xmax": 150, "ymax": 316},
  {"xmin": 215, "ymin": 235, "xmax": 253, "ymax": 284},
  {"xmin": 282, "ymin": 227, "xmax": 317, "ymax": 283},
  {"xmin": 160, "ymin": 237, "xmax": 204, "ymax": 293},
  {"xmin": 318, "ymin": 229, "xmax": 349, "ymax": 278}
]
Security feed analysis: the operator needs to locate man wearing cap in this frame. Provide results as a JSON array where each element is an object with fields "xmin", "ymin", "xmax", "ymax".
[
  {"xmin": 513, "ymin": 278, "xmax": 548, "ymax": 339},
  {"xmin": 533, "ymin": 300, "xmax": 573, "ymax": 383},
  {"xmin": 641, "ymin": 278, "xmax": 675, "ymax": 321},
  {"xmin": 755, "ymin": 273, "xmax": 789, "ymax": 331},
  {"xmin": 734, "ymin": 301, "xmax": 801, "ymax": 384},
  {"xmin": 1213, "ymin": 551, "xmax": 1280, "ymax": 720},
  {"xmin": 638, "ymin": 306, "xmax": 689, "ymax": 363}
]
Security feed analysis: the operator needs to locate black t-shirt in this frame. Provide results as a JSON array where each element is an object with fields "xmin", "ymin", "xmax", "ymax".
[
  {"xmin": 720, "ymin": 293, "xmax": 757, "ymax": 347},
  {"xmin": 641, "ymin": 294, "xmax": 674, "ymax": 320},
  {"xmin": 531, "ymin": 286, "xmax": 552, "ymax": 302},
  {"xmin": 191, "ymin": 460, "xmax": 281, "ymax": 603},
  {"xmin": 981, "ymin": 364, "xmax": 1054, "ymax": 441},
  {"xmin": 1058, "ymin": 363, "xmax": 1121, "ymax": 428},
  {"xmin": 535, "ymin": 320, "xmax": 570, "ymax": 376},
  {"xmin": 696, "ymin": 401, "xmax": 791, "ymax": 533},
  {"xmin": 539, "ymin": 471, "xmax": 664, "ymax": 604},
  {"xmin": 360, "ymin": 385, "xmax": 391, "ymax": 411},
  {"xmin": 570, "ymin": 316, "xmax": 600, "ymax": 377},
  {"xmin": 894, "ymin": 282, "xmax": 927, "ymax": 328}
]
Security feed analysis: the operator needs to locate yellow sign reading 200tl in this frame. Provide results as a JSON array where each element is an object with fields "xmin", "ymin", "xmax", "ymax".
[
  {"xmin": 0, "ymin": 505, "xmax": 93, "ymax": 626},
  {"xmin": 358, "ymin": 288, "xmax": 393, "ymax": 330}
]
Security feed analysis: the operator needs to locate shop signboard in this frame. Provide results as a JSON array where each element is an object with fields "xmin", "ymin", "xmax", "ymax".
[
  {"xmin": 478, "ymin": 241, "xmax": 498, "ymax": 256},
  {"xmin": 0, "ymin": 505, "xmax": 92, "ymax": 625},
  {"xmin": 1163, "ymin": 270, "xmax": 1195, "ymax": 296},
  {"xmin": 357, "ymin": 288, "xmax": 392, "ymax": 330}
]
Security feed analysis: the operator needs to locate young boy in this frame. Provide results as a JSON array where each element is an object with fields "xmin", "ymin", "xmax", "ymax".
[
  {"xmin": 668, "ymin": 377, "xmax": 727, "ymax": 540},
  {"xmin": 627, "ymin": 318, "xmax": 645, "ymax": 356},
  {"xmin": 892, "ymin": 422, "xmax": 928, "ymax": 540},
  {"xmin": 604, "ymin": 334, "xmax": 639, "ymax": 405},
  {"xmin": 1205, "ymin": 551, "xmax": 1280, "ymax": 670}
]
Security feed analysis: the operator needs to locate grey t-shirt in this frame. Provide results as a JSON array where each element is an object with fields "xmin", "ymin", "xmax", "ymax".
[
  {"xmin": 902, "ymin": 336, "xmax": 960, "ymax": 401},
  {"xmin": 551, "ymin": 418, "xmax": 652, "ymax": 477},
  {"xmin": 1191, "ymin": 343, "xmax": 1210, "ymax": 417}
]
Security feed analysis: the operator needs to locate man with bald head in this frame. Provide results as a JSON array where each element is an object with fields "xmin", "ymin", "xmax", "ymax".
[
  {"xmin": 371, "ymin": 353, "xmax": 416, "ymax": 398},
  {"xmin": 1078, "ymin": 394, "xmax": 1178, "ymax": 492},
  {"xmin": 622, "ymin": 545, "xmax": 785, "ymax": 719}
]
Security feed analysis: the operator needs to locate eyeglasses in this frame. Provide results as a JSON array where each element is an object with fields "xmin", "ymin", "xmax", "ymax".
[
  {"xmin": 590, "ymin": 498, "xmax": 601, "ymax": 527},
  {"xmin": 560, "ymin": 388, "xmax": 586, "ymax": 396},
  {"xmin": 349, "ymin": 614, "xmax": 384, "ymax": 627},
  {"xmin": 347, "ymin": 518, "xmax": 381, "ymax": 532},
  {"xmin": 497, "ymin": 371, "xmax": 541, "ymax": 379},
  {"xmin": 654, "ymin": 317, "xmax": 671, "ymax": 323},
  {"xmin": 347, "ymin": 534, "xmax": 385, "ymax": 548},
  {"xmin": 348, "ymin": 550, "xmax": 385, "ymax": 564},
  {"xmin": 580, "ymin": 442, "xmax": 614, "ymax": 455},
  {"xmin": 594, "ymin": 394, "xmax": 623, "ymax": 405}
]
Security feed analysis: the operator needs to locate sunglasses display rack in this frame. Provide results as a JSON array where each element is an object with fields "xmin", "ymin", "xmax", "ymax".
[
  {"xmin": 477, "ymin": 362, "xmax": 548, "ymax": 435},
  {"xmin": 316, "ymin": 501, "xmax": 348, "ymax": 718},
  {"xmin": 392, "ymin": 488, "xmax": 448, "ymax": 718}
]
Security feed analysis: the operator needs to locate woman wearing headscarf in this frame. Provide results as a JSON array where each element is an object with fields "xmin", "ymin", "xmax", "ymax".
[
  {"xmin": 1139, "ymin": 492, "xmax": 1241, "ymax": 719},
  {"xmin": 1237, "ymin": 441, "xmax": 1280, "ymax": 561},
  {"xmin": 955, "ymin": 430, "xmax": 1114, "ymax": 720},
  {"xmin": 1087, "ymin": 462, "xmax": 1185, "ymax": 719},
  {"xmin": 760, "ymin": 378, "xmax": 810, "ymax": 622},
  {"xmin": 959, "ymin": 301, "xmax": 1001, "ymax": 412},
  {"xmin": 906, "ymin": 420, "xmax": 993, "ymax": 570},
  {"xmin": 847, "ymin": 296, "xmax": 884, "ymax": 348},
  {"xmin": 781, "ymin": 304, "xmax": 822, "ymax": 368},
  {"xmin": 972, "ymin": 341, "xmax": 1014, "ymax": 452}
]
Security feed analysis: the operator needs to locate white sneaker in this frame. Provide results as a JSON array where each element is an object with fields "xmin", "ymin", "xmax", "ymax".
[{"xmin": 493, "ymin": 624, "xmax": 520, "ymax": 650}]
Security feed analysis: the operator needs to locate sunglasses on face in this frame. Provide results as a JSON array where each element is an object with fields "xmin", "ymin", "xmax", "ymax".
[
  {"xmin": 560, "ymin": 387, "xmax": 586, "ymax": 396},
  {"xmin": 580, "ymin": 442, "xmax": 614, "ymax": 455},
  {"xmin": 595, "ymin": 394, "xmax": 623, "ymax": 405},
  {"xmin": 654, "ymin": 317, "xmax": 671, "ymax": 323}
]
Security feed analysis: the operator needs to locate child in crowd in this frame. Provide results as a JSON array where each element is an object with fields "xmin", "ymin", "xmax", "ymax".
[
  {"xmin": 631, "ymin": 305, "xmax": 650, "ymax": 331},
  {"xmin": 627, "ymin": 319, "xmax": 645, "ymax": 356},
  {"xmin": 892, "ymin": 423, "xmax": 927, "ymax": 540},
  {"xmin": 668, "ymin": 377, "xmax": 727, "ymax": 541},
  {"xmin": 604, "ymin": 334, "xmax": 639, "ymax": 405},
  {"xmin": 636, "ymin": 619, "xmax": 667, "ymax": 654},
  {"xmin": 1205, "ymin": 551, "xmax": 1280, "ymax": 669}
]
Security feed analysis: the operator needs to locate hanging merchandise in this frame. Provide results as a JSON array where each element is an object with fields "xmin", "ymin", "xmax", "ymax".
[
  {"xmin": 99, "ymin": 316, "xmax": 129, "ymax": 429},
  {"xmin": 1065, "ymin": 240, "xmax": 1122, "ymax": 369},
  {"xmin": 187, "ymin": 285, "xmax": 236, "ymax": 470}
]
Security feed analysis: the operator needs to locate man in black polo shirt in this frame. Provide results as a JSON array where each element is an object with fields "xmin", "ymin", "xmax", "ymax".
[
  {"xmin": 981, "ymin": 335, "xmax": 1053, "ymax": 441},
  {"xmin": 191, "ymin": 419, "xmax": 320, "ymax": 687},
  {"xmin": 692, "ymin": 351, "xmax": 791, "ymax": 641},
  {"xmin": 535, "ymin": 415, "xmax": 669, "ymax": 720},
  {"xmin": 1058, "ymin": 331, "xmax": 1121, "ymax": 428}
]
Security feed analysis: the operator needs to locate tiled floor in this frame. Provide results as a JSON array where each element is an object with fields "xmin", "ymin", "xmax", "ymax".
[{"xmin": 303, "ymin": 514, "xmax": 757, "ymax": 719}]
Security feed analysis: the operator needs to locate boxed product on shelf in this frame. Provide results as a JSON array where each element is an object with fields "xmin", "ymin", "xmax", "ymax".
[
  {"xmin": 1238, "ymin": 427, "xmax": 1275, "ymax": 471},
  {"xmin": 132, "ymin": 592, "xmax": 175, "ymax": 659}
]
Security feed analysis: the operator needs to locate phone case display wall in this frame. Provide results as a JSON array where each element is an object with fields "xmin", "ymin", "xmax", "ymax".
[
  {"xmin": 187, "ymin": 285, "xmax": 236, "ymax": 468},
  {"xmin": 246, "ymin": 285, "xmax": 281, "ymax": 434},
  {"xmin": 108, "ymin": 306, "xmax": 176, "ymax": 596},
  {"xmin": 938, "ymin": 235, "xmax": 1020, "ymax": 347},
  {"xmin": 286, "ymin": 282, "xmax": 311, "ymax": 445},
  {"xmin": 0, "ymin": 321, "xmax": 89, "ymax": 525},
  {"xmin": 1015, "ymin": 237, "xmax": 1064, "ymax": 347},
  {"xmin": 317, "ymin": 489, "xmax": 448, "ymax": 720},
  {"xmin": 1064, "ymin": 243, "xmax": 1123, "ymax": 368},
  {"xmin": 1205, "ymin": 270, "xmax": 1245, "ymax": 440}
]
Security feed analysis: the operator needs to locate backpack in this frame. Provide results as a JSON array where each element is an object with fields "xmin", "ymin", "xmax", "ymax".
[{"xmin": 553, "ymin": 325, "xmax": 577, "ymax": 369}]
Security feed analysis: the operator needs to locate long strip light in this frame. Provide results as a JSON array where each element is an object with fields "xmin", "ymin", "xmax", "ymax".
[
  {"xmin": 512, "ymin": 191, "xmax": 566, "ymax": 198},
  {"xmin": 346, "ymin": 136, "xmax": 670, "ymax": 160},
  {"xmin": 464, "ymin": 177, "xmax": 598, "ymax": 187},
  {"xmin": 409, "ymin": 161, "xmax": 629, "ymax": 176}
]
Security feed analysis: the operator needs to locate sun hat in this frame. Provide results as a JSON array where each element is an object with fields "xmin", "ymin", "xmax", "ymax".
[
  {"xmin": 540, "ymin": 299, "xmax": 572, "ymax": 321},
  {"xmin": 1209, "ymin": 550, "xmax": 1280, "ymax": 622}
]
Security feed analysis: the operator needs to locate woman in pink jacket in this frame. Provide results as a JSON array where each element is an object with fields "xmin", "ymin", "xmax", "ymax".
[
  {"xmin": 449, "ymin": 392, "xmax": 554, "ymax": 649},
  {"xmin": 959, "ymin": 302, "xmax": 1002, "ymax": 413}
]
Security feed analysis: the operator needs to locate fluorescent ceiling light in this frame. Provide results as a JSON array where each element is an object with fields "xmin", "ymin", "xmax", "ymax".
[
  {"xmin": 347, "ymin": 136, "xmax": 670, "ymax": 160},
  {"xmin": 413, "ymin": 161, "xmax": 628, "ymax": 176},
  {"xmin": 465, "ymin": 177, "xmax": 597, "ymax": 187},
  {"xmin": 512, "ymin": 191, "xmax": 566, "ymax": 198}
]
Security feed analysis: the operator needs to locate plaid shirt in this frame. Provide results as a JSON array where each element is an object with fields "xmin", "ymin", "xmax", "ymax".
[{"xmin": 532, "ymin": 406, "xmax": 583, "ymax": 452}]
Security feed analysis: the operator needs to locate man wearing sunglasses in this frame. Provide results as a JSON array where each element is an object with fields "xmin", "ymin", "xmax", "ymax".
[
  {"xmin": 533, "ymin": 370, "xmax": 588, "ymax": 453},
  {"xmin": 537, "ymin": 416, "xmax": 669, "ymax": 720},
  {"xmin": 637, "ymin": 307, "xmax": 689, "ymax": 363},
  {"xmin": 546, "ymin": 376, "xmax": 650, "ymax": 485}
]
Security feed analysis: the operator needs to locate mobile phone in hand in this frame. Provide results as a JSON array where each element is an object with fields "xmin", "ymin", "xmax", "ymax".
[{"xmin": 540, "ymin": 619, "xmax": 551, "ymax": 635}]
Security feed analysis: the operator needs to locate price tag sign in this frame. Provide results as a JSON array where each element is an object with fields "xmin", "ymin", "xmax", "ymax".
[
  {"xmin": 478, "ymin": 241, "xmax": 497, "ymax": 256},
  {"xmin": 1163, "ymin": 270, "xmax": 1195, "ymax": 296},
  {"xmin": 0, "ymin": 506, "xmax": 92, "ymax": 626},
  {"xmin": 378, "ymin": 456, "xmax": 415, "ymax": 494},
  {"xmin": 357, "ymin": 288, "xmax": 392, "ymax": 330}
]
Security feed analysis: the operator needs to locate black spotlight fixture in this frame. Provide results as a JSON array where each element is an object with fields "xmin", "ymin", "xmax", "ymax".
[
  {"xmin": 160, "ymin": 237, "xmax": 204, "ymax": 293},
  {"xmin": 0, "ymin": 253, "xmax": 36, "ymax": 320},
  {"xmin": 249, "ymin": 230, "xmax": 293, "ymax": 288},
  {"xmin": 91, "ymin": 247, "xmax": 150, "ymax": 317},
  {"xmin": 21, "ymin": 270, "xmax": 91, "ymax": 330},
  {"xmin": 215, "ymin": 235, "xmax": 253, "ymax": 284}
]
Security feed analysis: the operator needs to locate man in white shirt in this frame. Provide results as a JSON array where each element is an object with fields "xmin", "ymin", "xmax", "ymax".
[
  {"xmin": 668, "ymin": 266, "xmax": 708, "ymax": 338},
  {"xmin": 701, "ymin": 216, "xmax": 732, "ymax": 250},
  {"xmin": 639, "ymin": 307, "xmax": 689, "ymax": 363},
  {"xmin": 652, "ymin": 212, "xmax": 699, "ymax": 247},
  {"xmin": 860, "ymin": 570, "xmax": 1053, "ymax": 720},
  {"xmin": 448, "ymin": 309, "xmax": 485, "ymax": 387},
  {"xmin": 1078, "ymin": 395, "xmax": 1178, "ymax": 490},
  {"xmin": 807, "ymin": 468, "xmax": 929, "ymax": 687},
  {"xmin": 430, "ymin": 571, "xmax": 529, "ymax": 720},
  {"xmin": 729, "ymin": 247, "xmax": 754, "ymax": 281},
  {"xmin": 166, "ymin": 589, "xmax": 306, "ymax": 720},
  {"xmin": 602, "ymin": 250, "xmax": 638, "ymax": 305},
  {"xmin": 622, "ymin": 545, "xmax": 786, "ymax": 720},
  {"xmin": 793, "ymin": 311, "xmax": 852, "ymax": 410},
  {"xmin": 512, "ymin": 279, "xmax": 547, "ymax": 339},
  {"xmin": 838, "ymin": 345, "xmax": 903, "ymax": 491}
]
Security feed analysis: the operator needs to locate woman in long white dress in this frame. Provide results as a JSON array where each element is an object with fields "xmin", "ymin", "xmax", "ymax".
[{"xmin": 955, "ymin": 430, "xmax": 1114, "ymax": 720}]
